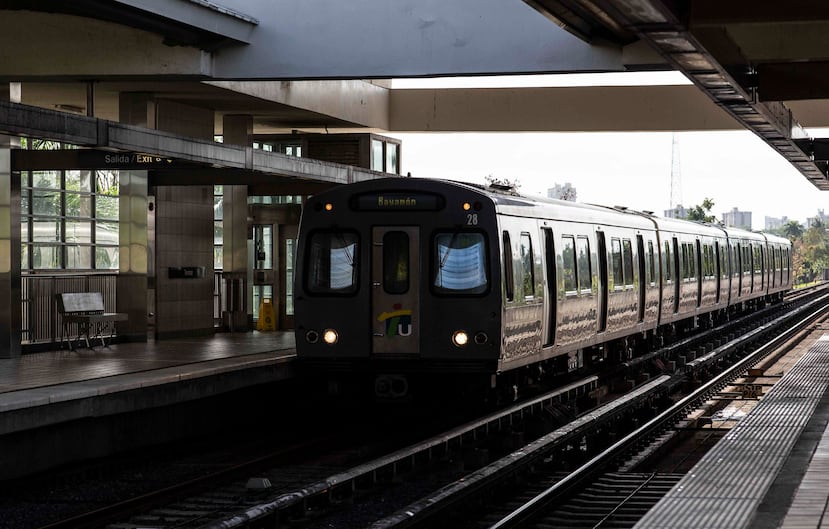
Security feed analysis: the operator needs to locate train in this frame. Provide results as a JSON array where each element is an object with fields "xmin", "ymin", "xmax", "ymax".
[{"xmin": 293, "ymin": 178, "xmax": 792, "ymax": 401}]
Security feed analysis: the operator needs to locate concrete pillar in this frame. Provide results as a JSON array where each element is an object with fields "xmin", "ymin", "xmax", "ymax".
[
  {"xmin": 221, "ymin": 114, "xmax": 252, "ymax": 330},
  {"xmin": 117, "ymin": 93, "xmax": 151, "ymax": 342},
  {"xmin": 0, "ymin": 83, "xmax": 21, "ymax": 358}
]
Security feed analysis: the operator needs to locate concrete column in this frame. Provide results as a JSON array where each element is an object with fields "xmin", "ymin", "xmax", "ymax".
[
  {"xmin": 0, "ymin": 83, "xmax": 21, "ymax": 358},
  {"xmin": 221, "ymin": 114, "xmax": 252, "ymax": 330},
  {"xmin": 117, "ymin": 93, "xmax": 151, "ymax": 342}
]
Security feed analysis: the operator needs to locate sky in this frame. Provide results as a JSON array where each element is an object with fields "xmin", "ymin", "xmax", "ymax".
[{"xmin": 387, "ymin": 73, "xmax": 828, "ymax": 231}]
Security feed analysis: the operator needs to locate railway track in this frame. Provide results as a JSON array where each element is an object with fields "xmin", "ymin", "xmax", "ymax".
[{"xmin": 25, "ymin": 286, "xmax": 829, "ymax": 529}]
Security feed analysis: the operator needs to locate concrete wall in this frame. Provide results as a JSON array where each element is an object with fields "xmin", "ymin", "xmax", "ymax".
[{"xmin": 155, "ymin": 185, "xmax": 214, "ymax": 338}]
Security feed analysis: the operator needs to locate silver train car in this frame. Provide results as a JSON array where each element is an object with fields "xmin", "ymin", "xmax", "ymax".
[{"xmin": 293, "ymin": 178, "xmax": 792, "ymax": 398}]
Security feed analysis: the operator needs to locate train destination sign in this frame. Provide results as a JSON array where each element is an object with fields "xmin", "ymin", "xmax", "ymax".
[{"xmin": 353, "ymin": 192, "xmax": 444, "ymax": 211}]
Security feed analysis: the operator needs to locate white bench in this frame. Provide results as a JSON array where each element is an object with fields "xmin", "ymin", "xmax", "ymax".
[{"xmin": 56, "ymin": 292, "xmax": 128, "ymax": 350}]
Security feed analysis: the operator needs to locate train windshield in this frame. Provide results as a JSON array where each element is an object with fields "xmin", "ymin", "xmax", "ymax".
[
  {"xmin": 433, "ymin": 231, "xmax": 488, "ymax": 294},
  {"xmin": 306, "ymin": 230, "xmax": 359, "ymax": 294}
]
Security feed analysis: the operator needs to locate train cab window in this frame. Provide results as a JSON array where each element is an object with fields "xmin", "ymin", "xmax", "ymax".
[
  {"xmin": 622, "ymin": 239, "xmax": 634, "ymax": 287},
  {"xmin": 306, "ymin": 230, "xmax": 358, "ymax": 294},
  {"xmin": 611, "ymin": 238, "xmax": 623, "ymax": 289},
  {"xmin": 434, "ymin": 231, "xmax": 488, "ymax": 294},
  {"xmin": 383, "ymin": 231, "xmax": 409, "ymax": 294},
  {"xmin": 520, "ymin": 233, "xmax": 535, "ymax": 298},
  {"xmin": 562, "ymin": 236, "xmax": 577, "ymax": 294},
  {"xmin": 577, "ymin": 236, "xmax": 591, "ymax": 294}
]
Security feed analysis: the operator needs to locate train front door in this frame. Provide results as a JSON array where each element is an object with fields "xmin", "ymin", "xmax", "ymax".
[{"xmin": 371, "ymin": 226, "xmax": 420, "ymax": 355}]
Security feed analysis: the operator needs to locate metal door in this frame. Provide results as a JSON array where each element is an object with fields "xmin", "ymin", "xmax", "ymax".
[{"xmin": 371, "ymin": 226, "xmax": 420, "ymax": 355}]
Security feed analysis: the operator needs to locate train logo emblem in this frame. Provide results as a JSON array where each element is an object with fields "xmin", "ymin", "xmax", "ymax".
[{"xmin": 377, "ymin": 304, "xmax": 413, "ymax": 337}]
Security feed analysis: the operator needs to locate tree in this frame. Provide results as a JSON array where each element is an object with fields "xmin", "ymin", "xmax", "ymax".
[
  {"xmin": 686, "ymin": 198, "xmax": 717, "ymax": 223},
  {"xmin": 484, "ymin": 174, "xmax": 521, "ymax": 191},
  {"xmin": 781, "ymin": 220, "xmax": 804, "ymax": 241}
]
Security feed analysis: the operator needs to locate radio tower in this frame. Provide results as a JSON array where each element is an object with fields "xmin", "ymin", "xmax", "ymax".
[{"xmin": 669, "ymin": 133, "xmax": 683, "ymax": 215}]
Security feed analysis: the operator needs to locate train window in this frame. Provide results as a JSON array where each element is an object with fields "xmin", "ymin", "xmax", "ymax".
[
  {"xmin": 648, "ymin": 241, "xmax": 656, "ymax": 286},
  {"xmin": 306, "ymin": 230, "xmax": 358, "ymax": 294},
  {"xmin": 383, "ymin": 231, "xmax": 409, "ymax": 294},
  {"xmin": 611, "ymin": 238, "xmax": 623, "ymax": 289},
  {"xmin": 502, "ymin": 231, "xmax": 514, "ymax": 302},
  {"xmin": 562, "ymin": 236, "xmax": 577, "ymax": 294},
  {"xmin": 520, "ymin": 233, "xmax": 535, "ymax": 298},
  {"xmin": 577, "ymin": 236, "xmax": 591, "ymax": 294},
  {"xmin": 433, "ymin": 231, "xmax": 488, "ymax": 295},
  {"xmin": 664, "ymin": 241, "xmax": 672, "ymax": 282},
  {"xmin": 622, "ymin": 239, "xmax": 634, "ymax": 287}
]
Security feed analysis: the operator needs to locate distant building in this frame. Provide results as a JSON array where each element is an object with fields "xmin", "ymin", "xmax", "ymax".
[
  {"xmin": 664, "ymin": 205, "xmax": 688, "ymax": 219},
  {"xmin": 722, "ymin": 207, "xmax": 752, "ymax": 230},
  {"xmin": 807, "ymin": 209, "xmax": 829, "ymax": 228},
  {"xmin": 765, "ymin": 216, "xmax": 789, "ymax": 231},
  {"xmin": 548, "ymin": 182, "xmax": 577, "ymax": 201}
]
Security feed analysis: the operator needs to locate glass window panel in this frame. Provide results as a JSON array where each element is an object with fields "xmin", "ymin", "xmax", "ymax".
[
  {"xmin": 383, "ymin": 231, "xmax": 409, "ymax": 294},
  {"xmin": 32, "ymin": 220, "xmax": 60, "ymax": 242},
  {"xmin": 95, "ymin": 170, "xmax": 119, "ymax": 196},
  {"xmin": 285, "ymin": 239, "xmax": 295, "ymax": 315},
  {"xmin": 95, "ymin": 221, "xmax": 119, "ymax": 245},
  {"xmin": 20, "ymin": 218, "xmax": 29, "ymax": 243},
  {"xmin": 562, "ymin": 236, "xmax": 577, "ymax": 292},
  {"xmin": 611, "ymin": 239, "xmax": 623, "ymax": 287},
  {"xmin": 20, "ymin": 243, "xmax": 28, "ymax": 270},
  {"xmin": 66, "ymin": 245, "xmax": 93, "ymax": 269},
  {"xmin": 664, "ymin": 241, "xmax": 672, "ymax": 281},
  {"xmin": 21, "ymin": 190, "xmax": 29, "ymax": 214},
  {"xmin": 306, "ymin": 231, "xmax": 358, "ymax": 294},
  {"xmin": 31, "ymin": 244, "xmax": 61, "ymax": 269},
  {"xmin": 385, "ymin": 143, "xmax": 399, "ymax": 174},
  {"xmin": 66, "ymin": 220, "xmax": 92, "ymax": 243},
  {"xmin": 213, "ymin": 195, "xmax": 223, "ymax": 221},
  {"xmin": 95, "ymin": 195, "xmax": 119, "ymax": 220},
  {"xmin": 95, "ymin": 246, "xmax": 119, "ymax": 270},
  {"xmin": 371, "ymin": 139, "xmax": 384, "ymax": 171},
  {"xmin": 64, "ymin": 193, "xmax": 93, "ymax": 218},
  {"xmin": 214, "ymin": 245, "xmax": 223, "ymax": 270},
  {"xmin": 502, "ymin": 231, "xmax": 514, "ymax": 302},
  {"xmin": 520, "ymin": 233, "xmax": 534, "ymax": 297},
  {"xmin": 31, "ymin": 189, "xmax": 60, "ymax": 216},
  {"xmin": 214, "ymin": 220, "xmax": 223, "ymax": 246},
  {"xmin": 65, "ymin": 170, "xmax": 92, "ymax": 192},
  {"xmin": 577, "ymin": 236, "xmax": 591, "ymax": 292},
  {"xmin": 433, "ymin": 232, "xmax": 488, "ymax": 294},
  {"xmin": 32, "ymin": 171, "xmax": 60, "ymax": 189},
  {"xmin": 623, "ymin": 239, "xmax": 634, "ymax": 286}
]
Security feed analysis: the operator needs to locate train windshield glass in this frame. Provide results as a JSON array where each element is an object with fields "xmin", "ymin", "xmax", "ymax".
[
  {"xmin": 306, "ymin": 230, "xmax": 358, "ymax": 294},
  {"xmin": 433, "ymin": 232, "xmax": 487, "ymax": 294}
]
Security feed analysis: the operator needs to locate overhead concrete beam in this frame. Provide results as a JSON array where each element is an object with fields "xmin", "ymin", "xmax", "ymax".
[
  {"xmin": 388, "ymin": 85, "xmax": 740, "ymax": 132},
  {"xmin": 0, "ymin": 11, "xmax": 210, "ymax": 80}
]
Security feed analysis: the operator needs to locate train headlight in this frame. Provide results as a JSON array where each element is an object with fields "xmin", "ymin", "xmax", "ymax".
[
  {"xmin": 323, "ymin": 329, "xmax": 339, "ymax": 345},
  {"xmin": 452, "ymin": 330, "xmax": 469, "ymax": 347}
]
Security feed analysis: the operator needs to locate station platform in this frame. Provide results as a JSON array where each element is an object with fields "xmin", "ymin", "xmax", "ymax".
[
  {"xmin": 635, "ymin": 332, "xmax": 829, "ymax": 529},
  {"xmin": 0, "ymin": 331, "xmax": 296, "ymax": 479}
]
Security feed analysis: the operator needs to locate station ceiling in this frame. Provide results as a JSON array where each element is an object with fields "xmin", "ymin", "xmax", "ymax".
[{"xmin": 2, "ymin": 1, "xmax": 829, "ymax": 188}]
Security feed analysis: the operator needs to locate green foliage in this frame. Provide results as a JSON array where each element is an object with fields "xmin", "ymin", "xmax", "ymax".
[{"xmin": 686, "ymin": 197, "xmax": 717, "ymax": 223}]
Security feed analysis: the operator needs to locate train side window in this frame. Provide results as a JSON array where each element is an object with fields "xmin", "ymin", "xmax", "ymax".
[
  {"xmin": 383, "ymin": 231, "xmax": 409, "ymax": 294},
  {"xmin": 611, "ymin": 238, "xmax": 623, "ymax": 289},
  {"xmin": 664, "ymin": 241, "xmax": 672, "ymax": 282},
  {"xmin": 562, "ymin": 235, "xmax": 577, "ymax": 295},
  {"xmin": 520, "ymin": 233, "xmax": 534, "ymax": 298},
  {"xmin": 502, "ymin": 231, "xmax": 514, "ymax": 302},
  {"xmin": 306, "ymin": 230, "xmax": 359, "ymax": 294},
  {"xmin": 434, "ymin": 231, "xmax": 488, "ymax": 295},
  {"xmin": 672, "ymin": 237, "xmax": 680, "ymax": 311},
  {"xmin": 647, "ymin": 240, "xmax": 656, "ymax": 286},
  {"xmin": 577, "ymin": 236, "xmax": 591, "ymax": 294},
  {"xmin": 622, "ymin": 239, "xmax": 634, "ymax": 287}
]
